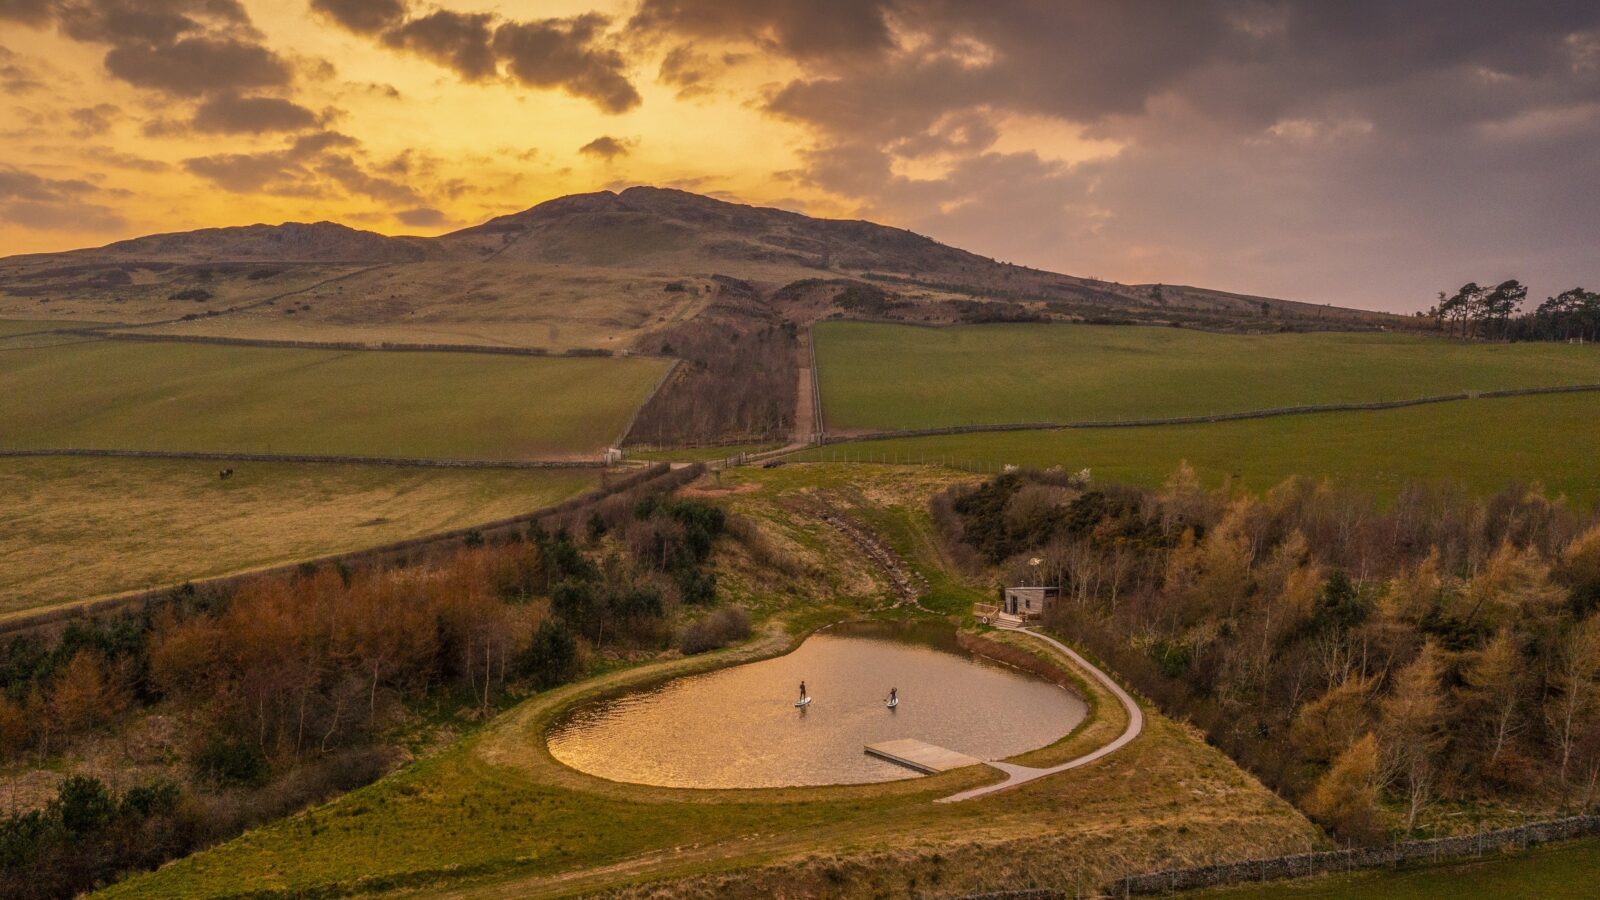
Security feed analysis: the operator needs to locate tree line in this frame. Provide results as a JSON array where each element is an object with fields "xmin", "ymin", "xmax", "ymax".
[
  {"xmin": 936, "ymin": 468, "xmax": 1600, "ymax": 846},
  {"xmin": 0, "ymin": 492, "xmax": 743, "ymax": 898},
  {"xmin": 1426, "ymin": 280, "xmax": 1599, "ymax": 342}
]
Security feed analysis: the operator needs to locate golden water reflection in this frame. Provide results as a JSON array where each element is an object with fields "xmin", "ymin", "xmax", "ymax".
[{"xmin": 547, "ymin": 621, "xmax": 1087, "ymax": 788}]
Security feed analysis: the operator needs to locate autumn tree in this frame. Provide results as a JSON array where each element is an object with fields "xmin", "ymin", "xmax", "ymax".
[
  {"xmin": 1546, "ymin": 615, "xmax": 1600, "ymax": 788},
  {"xmin": 1303, "ymin": 733, "xmax": 1386, "ymax": 845},
  {"xmin": 1458, "ymin": 628, "xmax": 1528, "ymax": 782}
]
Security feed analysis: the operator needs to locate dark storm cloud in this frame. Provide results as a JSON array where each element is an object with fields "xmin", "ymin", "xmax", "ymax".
[
  {"xmin": 192, "ymin": 92, "xmax": 320, "ymax": 133},
  {"xmin": 310, "ymin": 0, "xmax": 407, "ymax": 35},
  {"xmin": 494, "ymin": 15, "xmax": 640, "ymax": 112},
  {"xmin": 578, "ymin": 135, "xmax": 632, "ymax": 160}
]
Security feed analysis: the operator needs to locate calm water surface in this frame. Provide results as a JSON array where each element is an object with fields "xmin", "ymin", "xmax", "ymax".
[{"xmin": 547, "ymin": 621, "xmax": 1088, "ymax": 788}]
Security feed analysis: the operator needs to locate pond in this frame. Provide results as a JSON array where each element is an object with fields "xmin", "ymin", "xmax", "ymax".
[{"xmin": 546, "ymin": 621, "xmax": 1088, "ymax": 788}]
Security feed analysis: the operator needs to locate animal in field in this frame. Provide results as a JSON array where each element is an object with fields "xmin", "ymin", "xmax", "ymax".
[{"xmin": 218, "ymin": 468, "xmax": 234, "ymax": 480}]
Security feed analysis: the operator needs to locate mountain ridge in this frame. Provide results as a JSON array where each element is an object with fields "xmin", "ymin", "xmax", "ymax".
[{"xmin": 0, "ymin": 185, "xmax": 1402, "ymax": 327}]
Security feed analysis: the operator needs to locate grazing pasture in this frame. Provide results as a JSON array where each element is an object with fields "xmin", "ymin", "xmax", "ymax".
[
  {"xmin": 119, "ymin": 262, "xmax": 715, "ymax": 352},
  {"xmin": 0, "ymin": 338, "xmax": 667, "ymax": 459},
  {"xmin": 814, "ymin": 321, "xmax": 1600, "ymax": 432},
  {"xmin": 0, "ymin": 456, "xmax": 595, "ymax": 616},
  {"xmin": 797, "ymin": 392, "xmax": 1600, "ymax": 505}
]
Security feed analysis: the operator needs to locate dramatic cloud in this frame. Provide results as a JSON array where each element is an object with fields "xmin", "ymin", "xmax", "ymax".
[
  {"xmin": 382, "ymin": 9, "xmax": 496, "ymax": 80},
  {"xmin": 183, "ymin": 130, "xmax": 358, "ymax": 194},
  {"xmin": 181, "ymin": 130, "xmax": 426, "ymax": 209},
  {"xmin": 192, "ymin": 92, "xmax": 320, "ymax": 133},
  {"xmin": 3, "ymin": 1, "xmax": 1596, "ymax": 308},
  {"xmin": 629, "ymin": 0, "xmax": 895, "ymax": 60},
  {"xmin": 310, "ymin": 0, "xmax": 407, "ymax": 35},
  {"xmin": 494, "ymin": 15, "xmax": 640, "ymax": 113},
  {"xmin": 104, "ymin": 35, "xmax": 291, "ymax": 96},
  {"xmin": 8, "ymin": 1, "xmax": 291, "ymax": 97},
  {"xmin": 631, "ymin": 0, "xmax": 1600, "ymax": 307},
  {"xmin": 0, "ymin": 165, "xmax": 125, "ymax": 231},
  {"xmin": 344, "ymin": 6, "xmax": 640, "ymax": 112},
  {"xmin": 578, "ymin": 135, "xmax": 633, "ymax": 160}
]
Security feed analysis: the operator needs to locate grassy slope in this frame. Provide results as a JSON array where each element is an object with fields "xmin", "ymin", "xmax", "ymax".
[
  {"xmin": 0, "ymin": 339, "xmax": 667, "ymax": 458},
  {"xmin": 1198, "ymin": 837, "xmax": 1600, "ymax": 899},
  {"xmin": 0, "ymin": 318, "xmax": 100, "ymax": 336},
  {"xmin": 101, "ymin": 466, "xmax": 1316, "ymax": 899},
  {"xmin": 815, "ymin": 321, "xmax": 1600, "ymax": 431},
  {"xmin": 798, "ymin": 392, "xmax": 1600, "ymax": 505},
  {"xmin": 0, "ymin": 457, "xmax": 594, "ymax": 617},
  {"xmin": 122, "ymin": 263, "xmax": 714, "ymax": 352}
]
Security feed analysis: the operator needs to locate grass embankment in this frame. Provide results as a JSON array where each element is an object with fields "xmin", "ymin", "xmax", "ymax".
[
  {"xmin": 102, "ymin": 465, "xmax": 1317, "ymax": 899},
  {"xmin": 814, "ymin": 321, "xmax": 1600, "ymax": 431},
  {"xmin": 797, "ymin": 392, "xmax": 1600, "ymax": 505},
  {"xmin": 0, "ymin": 338, "xmax": 667, "ymax": 459},
  {"xmin": 0, "ymin": 456, "xmax": 595, "ymax": 617},
  {"xmin": 1198, "ymin": 836, "xmax": 1600, "ymax": 899}
]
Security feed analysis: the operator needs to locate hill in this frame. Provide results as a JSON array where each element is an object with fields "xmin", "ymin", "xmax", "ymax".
[
  {"xmin": 0, "ymin": 186, "xmax": 1413, "ymax": 446},
  {"xmin": 0, "ymin": 186, "xmax": 1397, "ymax": 329}
]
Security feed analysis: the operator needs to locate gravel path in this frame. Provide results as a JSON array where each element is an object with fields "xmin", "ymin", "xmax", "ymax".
[{"xmin": 939, "ymin": 626, "xmax": 1144, "ymax": 803}]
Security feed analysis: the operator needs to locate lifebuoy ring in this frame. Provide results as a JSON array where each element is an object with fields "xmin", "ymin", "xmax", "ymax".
[{"xmin": 980, "ymin": 615, "xmax": 989, "ymax": 625}]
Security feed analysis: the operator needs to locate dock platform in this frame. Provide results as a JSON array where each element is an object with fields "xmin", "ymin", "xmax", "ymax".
[{"xmin": 864, "ymin": 739, "xmax": 982, "ymax": 774}]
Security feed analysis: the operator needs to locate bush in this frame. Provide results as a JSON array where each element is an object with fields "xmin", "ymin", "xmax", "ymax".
[
  {"xmin": 678, "ymin": 607, "xmax": 751, "ymax": 655},
  {"xmin": 516, "ymin": 620, "xmax": 579, "ymax": 688},
  {"xmin": 193, "ymin": 735, "xmax": 267, "ymax": 787}
]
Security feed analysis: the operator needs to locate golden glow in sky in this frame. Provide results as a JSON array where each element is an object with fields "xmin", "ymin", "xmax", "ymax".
[{"xmin": 2, "ymin": 1, "xmax": 1596, "ymax": 310}]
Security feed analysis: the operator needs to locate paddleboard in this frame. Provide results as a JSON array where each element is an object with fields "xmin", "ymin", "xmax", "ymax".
[
  {"xmin": 886, "ymin": 698, "xmax": 899, "ymax": 709},
  {"xmin": 795, "ymin": 696, "xmax": 812, "ymax": 707}
]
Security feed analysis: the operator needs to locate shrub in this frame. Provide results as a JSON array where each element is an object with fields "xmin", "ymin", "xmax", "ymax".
[
  {"xmin": 678, "ymin": 607, "xmax": 751, "ymax": 655},
  {"xmin": 194, "ymin": 735, "xmax": 268, "ymax": 787}
]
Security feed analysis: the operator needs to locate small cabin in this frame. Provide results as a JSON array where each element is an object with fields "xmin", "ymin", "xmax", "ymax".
[{"xmin": 1002, "ymin": 586, "xmax": 1060, "ymax": 621}]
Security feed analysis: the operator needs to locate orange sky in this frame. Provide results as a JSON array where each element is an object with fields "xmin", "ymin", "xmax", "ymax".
[
  {"xmin": 2, "ymin": 2, "xmax": 1596, "ymax": 311},
  {"xmin": 0, "ymin": 1, "xmax": 849, "ymax": 254}
]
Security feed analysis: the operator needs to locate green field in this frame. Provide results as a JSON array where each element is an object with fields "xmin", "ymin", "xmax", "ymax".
[
  {"xmin": 796, "ymin": 392, "xmax": 1600, "ymax": 505},
  {"xmin": 1199, "ymin": 837, "xmax": 1600, "ymax": 899},
  {"xmin": 814, "ymin": 322, "xmax": 1600, "ymax": 432},
  {"xmin": 0, "ymin": 338, "xmax": 667, "ymax": 459},
  {"xmin": 0, "ymin": 456, "xmax": 595, "ymax": 617}
]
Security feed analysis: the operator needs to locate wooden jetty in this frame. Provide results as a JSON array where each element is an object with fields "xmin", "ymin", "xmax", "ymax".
[{"xmin": 864, "ymin": 738, "xmax": 982, "ymax": 774}]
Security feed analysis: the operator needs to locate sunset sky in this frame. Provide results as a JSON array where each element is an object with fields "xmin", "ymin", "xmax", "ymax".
[{"xmin": 1, "ymin": 1, "xmax": 1597, "ymax": 311}]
